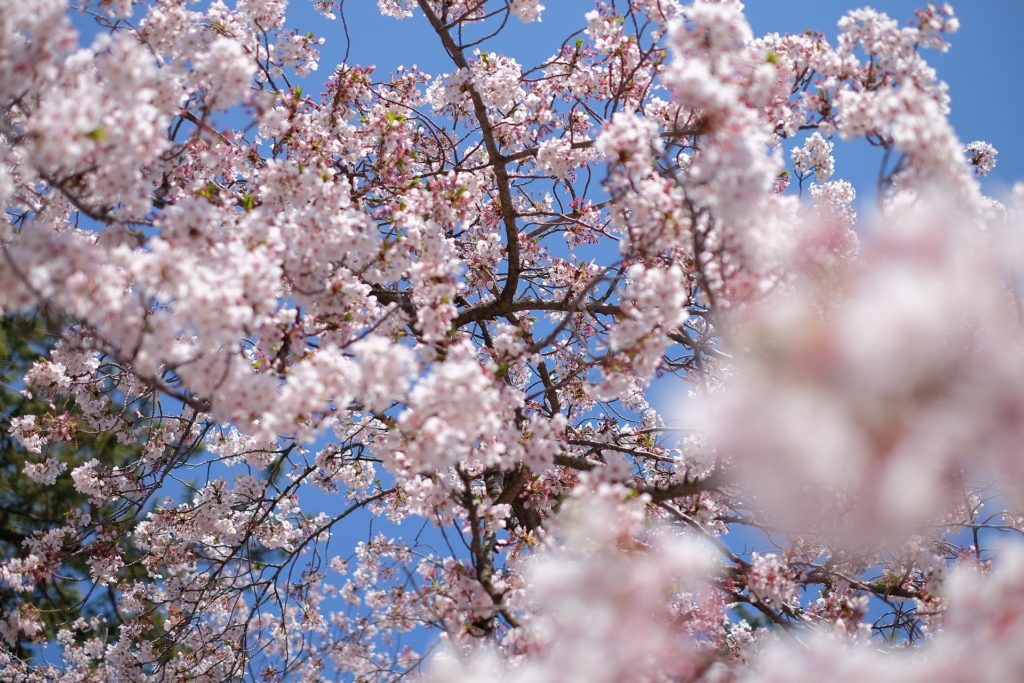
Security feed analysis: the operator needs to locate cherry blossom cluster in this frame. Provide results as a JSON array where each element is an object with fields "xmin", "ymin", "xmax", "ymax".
[{"xmin": 0, "ymin": 0, "xmax": 1022, "ymax": 681}]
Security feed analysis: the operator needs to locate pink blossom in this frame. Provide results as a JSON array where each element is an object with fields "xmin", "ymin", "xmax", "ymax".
[{"xmin": 0, "ymin": 1, "xmax": 1022, "ymax": 679}]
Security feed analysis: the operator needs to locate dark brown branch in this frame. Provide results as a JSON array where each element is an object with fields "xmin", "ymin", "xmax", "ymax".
[{"xmin": 416, "ymin": 0, "xmax": 522, "ymax": 306}]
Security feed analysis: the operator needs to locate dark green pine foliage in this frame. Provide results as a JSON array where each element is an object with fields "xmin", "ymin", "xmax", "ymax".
[{"xmin": 0, "ymin": 315, "xmax": 144, "ymax": 660}]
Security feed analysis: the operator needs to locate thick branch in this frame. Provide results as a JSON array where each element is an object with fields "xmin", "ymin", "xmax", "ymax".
[{"xmin": 416, "ymin": 0, "xmax": 521, "ymax": 305}]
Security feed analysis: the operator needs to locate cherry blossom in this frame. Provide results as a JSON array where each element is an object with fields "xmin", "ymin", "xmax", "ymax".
[
  {"xmin": 966, "ymin": 139, "xmax": 998, "ymax": 176},
  {"xmin": 0, "ymin": 1, "xmax": 1022, "ymax": 681}
]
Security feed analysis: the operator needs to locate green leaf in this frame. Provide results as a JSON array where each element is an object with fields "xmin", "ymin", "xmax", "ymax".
[{"xmin": 198, "ymin": 182, "xmax": 219, "ymax": 200}]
